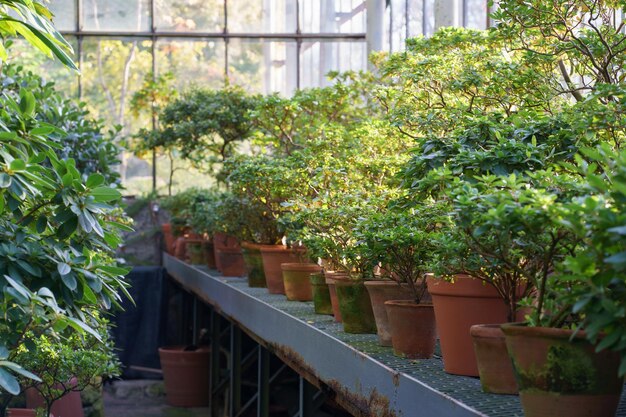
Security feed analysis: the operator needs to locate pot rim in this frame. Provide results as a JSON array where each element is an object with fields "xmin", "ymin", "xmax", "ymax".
[
  {"xmin": 500, "ymin": 322, "xmax": 587, "ymax": 340},
  {"xmin": 281, "ymin": 262, "xmax": 321, "ymax": 271},
  {"xmin": 470, "ymin": 323, "xmax": 506, "ymax": 338},
  {"xmin": 384, "ymin": 300, "xmax": 433, "ymax": 308}
]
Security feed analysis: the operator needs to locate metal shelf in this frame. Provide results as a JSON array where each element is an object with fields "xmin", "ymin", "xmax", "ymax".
[{"xmin": 163, "ymin": 253, "xmax": 626, "ymax": 417}]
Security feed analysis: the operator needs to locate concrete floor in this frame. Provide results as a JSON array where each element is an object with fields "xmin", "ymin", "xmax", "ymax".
[{"xmin": 103, "ymin": 380, "xmax": 209, "ymax": 417}]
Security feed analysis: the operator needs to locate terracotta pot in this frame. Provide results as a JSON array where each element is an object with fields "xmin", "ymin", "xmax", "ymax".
[
  {"xmin": 426, "ymin": 275, "xmax": 509, "ymax": 376},
  {"xmin": 213, "ymin": 233, "xmax": 240, "ymax": 272},
  {"xmin": 281, "ymin": 263, "xmax": 321, "ymax": 301},
  {"xmin": 384, "ymin": 301, "xmax": 436, "ymax": 358},
  {"xmin": 204, "ymin": 240, "xmax": 217, "ymax": 269},
  {"xmin": 309, "ymin": 273, "xmax": 333, "ymax": 315},
  {"xmin": 173, "ymin": 236, "xmax": 187, "ymax": 260},
  {"xmin": 335, "ymin": 279, "xmax": 377, "ymax": 334},
  {"xmin": 502, "ymin": 324, "xmax": 623, "ymax": 417},
  {"xmin": 216, "ymin": 247, "xmax": 245, "ymax": 277},
  {"xmin": 324, "ymin": 271, "xmax": 350, "ymax": 322},
  {"xmin": 26, "ymin": 377, "xmax": 83, "ymax": 417},
  {"xmin": 470, "ymin": 324, "xmax": 518, "ymax": 394},
  {"xmin": 185, "ymin": 238, "xmax": 206, "ymax": 265},
  {"xmin": 364, "ymin": 281, "xmax": 414, "ymax": 346},
  {"xmin": 241, "ymin": 243, "xmax": 267, "ymax": 288},
  {"xmin": 260, "ymin": 246, "xmax": 304, "ymax": 295},
  {"xmin": 161, "ymin": 223, "xmax": 176, "ymax": 255},
  {"xmin": 159, "ymin": 346, "xmax": 210, "ymax": 407},
  {"xmin": 6, "ymin": 409, "xmax": 37, "ymax": 417}
]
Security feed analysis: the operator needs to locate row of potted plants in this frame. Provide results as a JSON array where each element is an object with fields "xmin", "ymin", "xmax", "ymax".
[{"xmin": 150, "ymin": 2, "xmax": 626, "ymax": 415}]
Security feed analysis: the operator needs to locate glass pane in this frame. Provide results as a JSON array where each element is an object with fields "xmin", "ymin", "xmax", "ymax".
[
  {"xmin": 80, "ymin": 38, "xmax": 152, "ymax": 129},
  {"xmin": 154, "ymin": 0, "xmax": 224, "ymax": 32},
  {"xmin": 424, "ymin": 0, "xmax": 435, "ymax": 36},
  {"xmin": 228, "ymin": 0, "xmax": 297, "ymax": 33},
  {"xmin": 389, "ymin": 0, "xmax": 408, "ymax": 51},
  {"xmin": 48, "ymin": 0, "xmax": 76, "ymax": 31},
  {"xmin": 300, "ymin": 0, "xmax": 366, "ymax": 33},
  {"xmin": 407, "ymin": 0, "xmax": 425, "ymax": 37},
  {"xmin": 299, "ymin": 41, "xmax": 367, "ymax": 88},
  {"xmin": 82, "ymin": 0, "xmax": 150, "ymax": 32},
  {"xmin": 228, "ymin": 39, "xmax": 297, "ymax": 95},
  {"xmin": 465, "ymin": 0, "xmax": 488, "ymax": 29},
  {"xmin": 156, "ymin": 38, "xmax": 225, "ymax": 89},
  {"xmin": 7, "ymin": 36, "xmax": 79, "ymax": 97}
]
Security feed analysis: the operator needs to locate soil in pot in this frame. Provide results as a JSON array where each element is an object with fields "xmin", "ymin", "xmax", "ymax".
[
  {"xmin": 260, "ymin": 246, "xmax": 304, "ymax": 295},
  {"xmin": 159, "ymin": 346, "xmax": 211, "ymax": 407},
  {"xmin": 324, "ymin": 271, "xmax": 350, "ymax": 322},
  {"xmin": 470, "ymin": 324, "xmax": 518, "ymax": 394},
  {"xmin": 241, "ymin": 243, "xmax": 267, "ymax": 288},
  {"xmin": 185, "ymin": 238, "xmax": 206, "ymax": 264},
  {"xmin": 384, "ymin": 300, "xmax": 436, "ymax": 358},
  {"xmin": 310, "ymin": 273, "xmax": 333, "ymax": 315},
  {"xmin": 335, "ymin": 280, "xmax": 377, "ymax": 334},
  {"xmin": 216, "ymin": 247, "xmax": 245, "ymax": 277},
  {"xmin": 427, "ymin": 275, "xmax": 511, "ymax": 377},
  {"xmin": 502, "ymin": 324, "xmax": 623, "ymax": 417},
  {"xmin": 282, "ymin": 263, "xmax": 322, "ymax": 301},
  {"xmin": 364, "ymin": 281, "xmax": 414, "ymax": 346}
]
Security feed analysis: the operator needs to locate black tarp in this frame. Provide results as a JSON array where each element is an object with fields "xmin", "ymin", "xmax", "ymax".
[{"xmin": 111, "ymin": 266, "xmax": 167, "ymax": 379}]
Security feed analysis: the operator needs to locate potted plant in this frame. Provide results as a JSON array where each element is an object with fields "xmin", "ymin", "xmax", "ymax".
[
  {"xmin": 14, "ymin": 326, "xmax": 120, "ymax": 417},
  {"xmin": 356, "ymin": 203, "xmax": 447, "ymax": 356},
  {"xmin": 494, "ymin": 146, "xmax": 625, "ymax": 416},
  {"xmin": 292, "ymin": 193, "xmax": 384, "ymax": 333},
  {"xmin": 0, "ymin": 17, "xmax": 130, "ymax": 405},
  {"xmin": 225, "ymin": 155, "xmax": 306, "ymax": 293}
]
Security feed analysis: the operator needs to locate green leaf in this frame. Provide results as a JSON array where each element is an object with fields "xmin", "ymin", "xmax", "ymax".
[
  {"xmin": 0, "ymin": 361, "xmax": 40, "ymax": 382},
  {"xmin": 19, "ymin": 89, "xmax": 36, "ymax": 117},
  {"xmin": 0, "ymin": 367, "xmax": 19, "ymax": 395},
  {"xmin": 90, "ymin": 187, "xmax": 121, "ymax": 202},
  {"xmin": 605, "ymin": 252, "xmax": 626, "ymax": 266},
  {"xmin": 86, "ymin": 173, "xmax": 105, "ymax": 188},
  {"xmin": 0, "ymin": 346, "xmax": 8, "ymax": 360},
  {"xmin": 61, "ymin": 273, "xmax": 77, "ymax": 291},
  {"xmin": 66, "ymin": 317, "xmax": 102, "ymax": 342},
  {"xmin": 0, "ymin": 173, "xmax": 12, "ymax": 188},
  {"xmin": 9, "ymin": 159, "xmax": 26, "ymax": 172},
  {"xmin": 57, "ymin": 262, "xmax": 71, "ymax": 276},
  {"xmin": 36, "ymin": 215, "xmax": 47, "ymax": 233}
]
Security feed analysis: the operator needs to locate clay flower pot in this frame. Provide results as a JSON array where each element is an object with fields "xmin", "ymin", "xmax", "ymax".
[
  {"xmin": 161, "ymin": 223, "xmax": 176, "ymax": 255},
  {"xmin": 470, "ymin": 324, "xmax": 518, "ymax": 394},
  {"xmin": 216, "ymin": 247, "xmax": 245, "ymax": 277},
  {"xmin": 213, "ymin": 233, "xmax": 240, "ymax": 272},
  {"xmin": 173, "ymin": 236, "xmax": 187, "ymax": 260},
  {"xmin": 364, "ymin": 281, "xmax": 414, "ymax": 346},
  {"xmin": 281, "ymin": 263, "xmax": 322, "ymax": 301},
  {"xmin": 6, "ymin": 409, "xmax": 37, "ymax": 417},
  {"xmin": 26, "ymin": 377, "xmax": 83, "ymax": 417},
  {"xmin": 204, "ymin": 240, "xmax": 217, "ymax": 269},
  {"xmin": 309, "ymin": 273, "xmax": 333, "ymax": 315},
  {"xmin": 335, "ymin": 279, "xmax": 377, "ymax": 334},
  {"xmin": 259, "ymin": 245, "xmax": 304, "ymax": 295},
  {"xmin": 324, "ymin": 271, "xmax": 350, "ymax": 322},
  {"xmin": 241, "ymin": 242, "xmax": 267, "ymax": 288},
  {"xmin": 159, "ymin": 346, "xmax": 211, "ymax": 407},
  {"xmin": 384, "ymin": 301, "xmax": 436, "ymax": 359},
  {"xmin": 427, "ymin": 274, "xmax": 510, "ymax": 376},
  {"xmin": 185, "ymin": 238, "xmax": 206, "ymax": 265},
  {"xmin": 502, "ymin": 324, "xmax": 623, "ymax": 417}
]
